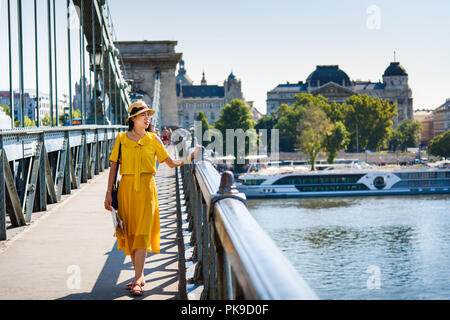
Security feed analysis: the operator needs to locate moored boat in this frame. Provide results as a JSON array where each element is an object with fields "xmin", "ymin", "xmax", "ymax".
[{"xmin": 237, "ymin": 161, "xmax": 450, "ymax": 198}]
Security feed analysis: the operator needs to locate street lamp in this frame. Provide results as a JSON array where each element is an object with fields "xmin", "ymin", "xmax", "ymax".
[
  {"xmin": 125, "ymin": 79, "xmax": 134, "ymax": 91},
  {"xmin": 86, "ymin": 44, "xmax": 103, "ymax": 71},
  {"xmin": 86, "ymin": 43, "xmax": 104, "ymax": 124}
]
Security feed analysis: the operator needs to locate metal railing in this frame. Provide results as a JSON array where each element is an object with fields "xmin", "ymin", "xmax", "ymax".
[
  {"xmin": 0, "ymin": 125, "xmax": 126, "ymax": 240},
  {"xmin": 175, "ymin": 134, "xmax": 319, "ymax": 300}
]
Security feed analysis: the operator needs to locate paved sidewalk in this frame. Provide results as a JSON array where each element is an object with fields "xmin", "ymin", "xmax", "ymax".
[{"xmin": 0, "ymin": 161, "xmax": 180, "ymax": 300}]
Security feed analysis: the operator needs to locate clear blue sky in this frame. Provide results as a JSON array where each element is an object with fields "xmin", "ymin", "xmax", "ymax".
[{"xmin": 1, "ymin": 0, "xmax": 449, "ymax": 114}]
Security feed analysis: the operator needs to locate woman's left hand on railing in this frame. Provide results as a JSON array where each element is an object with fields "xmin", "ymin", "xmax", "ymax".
[{"xmin": 191, "ymin": 145, "xmax": 203, "ymax": 161}]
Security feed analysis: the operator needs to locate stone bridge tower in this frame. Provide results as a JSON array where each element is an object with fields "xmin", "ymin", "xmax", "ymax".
[{"xmin": 114, "ymin": 41, "xmax": 182, "ymax": 128}]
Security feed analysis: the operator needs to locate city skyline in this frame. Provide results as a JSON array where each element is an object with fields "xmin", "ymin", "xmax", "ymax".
[{"xmin": 1, "ymin": 0, "xmax": 449, "ymax": 115}]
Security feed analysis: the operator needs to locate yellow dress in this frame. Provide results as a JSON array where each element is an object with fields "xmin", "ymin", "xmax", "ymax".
[{"xmin": 109, "ymin": 131, "xmax": 170, "ymax": 256}]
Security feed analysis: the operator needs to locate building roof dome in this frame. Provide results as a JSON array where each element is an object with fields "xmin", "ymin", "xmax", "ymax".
[
  {"xmin": 306, "ymin": 65, "xmax": 351, "ymax": 87},
  {"xmin": 176, "ymin": 60, "xmax": 194, "ymax": 85},
  {"xmin": 228, "ymin": 72, "xmax": 236, "ymax": 80},
  {"xmin": 383, "ymin": 62, "xmax": 408, "ymax": 77}
]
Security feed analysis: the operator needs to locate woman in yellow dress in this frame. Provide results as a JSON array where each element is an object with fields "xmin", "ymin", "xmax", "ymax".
[{"xmin": 104, "ymin": 100, "xmax": 200, "ymax": 296}]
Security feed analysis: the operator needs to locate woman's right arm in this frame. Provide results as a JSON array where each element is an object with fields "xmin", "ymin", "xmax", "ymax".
[
  {"xmin": 105, "ymin": 134, "xmax": 121, "ymax": 211},
  {"xmin": 104, "ymin": 161, "xmax": 117, "ymax": 211}
]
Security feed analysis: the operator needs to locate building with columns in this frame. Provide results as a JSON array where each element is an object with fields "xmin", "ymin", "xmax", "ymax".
[{"xmin": 267, "ymin": 61, "xmax": 413, "ymax": 127}]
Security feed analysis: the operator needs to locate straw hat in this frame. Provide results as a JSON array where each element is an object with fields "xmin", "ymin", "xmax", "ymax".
[{"xmin": 126, "ymin": 100, "xmax": 155, "ymax": 123}]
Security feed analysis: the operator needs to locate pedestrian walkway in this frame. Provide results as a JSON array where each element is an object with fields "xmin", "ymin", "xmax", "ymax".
[{"xmin": 0, "ymin": 160, "xmax": 180, "ymax": 300}]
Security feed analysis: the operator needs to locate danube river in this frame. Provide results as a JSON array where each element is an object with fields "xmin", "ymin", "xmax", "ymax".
[{"xmin": 247, "ymin": 195, "xmax": 450, "ymax": 299}]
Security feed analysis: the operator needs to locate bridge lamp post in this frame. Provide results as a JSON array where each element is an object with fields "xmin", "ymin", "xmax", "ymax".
[
  {"xmin": 126, "ymin": 79, "xmax": 134, "ymax": 92},
  {"xmin": 86, "ymin": 44, "xmax": 104, "ymax": 124}
]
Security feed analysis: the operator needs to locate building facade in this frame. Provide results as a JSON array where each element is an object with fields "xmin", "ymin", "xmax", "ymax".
[
  {"xmin": 414, "ymin": 110, "xmax": 434, "ymax": 146},
  {"xmin": 267, "ymin": 62, "xmax": 413, "ymax": 127},
  {"xmin": 0, "ymin": 90, "xmax": 65, "ymax": 126},
  {"xmin": 432, "ymin": 99, "xmax": 450, "ymax": 137},
  {"xmin": 115, "ymin": 40, "xmax": 182, "ymax": 129},
  {"xmin": 0, "ymin": 91, "xmax": 36, "ymax": 122},
  {"xmin": 72, "ymin": 77, "xmax": 92, "ymax": 119},
  {"xmin": 176, "ymin": 61, "xmax": 257, "ymax": 129}
]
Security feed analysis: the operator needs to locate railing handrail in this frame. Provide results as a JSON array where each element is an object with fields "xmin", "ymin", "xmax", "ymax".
[
  {"xmin": 177, "ymin": 135, "xmax": 318, "ymax": 299},
  {"xmin": 0, "ymin": 125, "xmax": 127, "ymax": 136}
]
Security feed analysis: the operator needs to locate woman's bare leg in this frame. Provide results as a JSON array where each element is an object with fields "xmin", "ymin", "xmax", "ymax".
[
  {"xmin": 129, "ymin": 249, "xmax": 146, "ymax": 295},
  {"xmin": 130, "ymin": 252, "xmax": 136, "ymax": 270},
  {"xmin": 126, "ymin": 251, "xmax": 144, "ymax": 289},
  {"xmin": 133, "ymin": 249, "xmax": 146, "ymax": 283}
]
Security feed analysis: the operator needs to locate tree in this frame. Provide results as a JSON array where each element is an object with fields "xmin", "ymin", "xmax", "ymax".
[
  {"xmin": 344, "ymin": 94, "xmax": 397, "ymax": 152},
  {"xmin": 397, "ymin": 118, "xmax": 423, "ymax": 151},
  {"xmin": 320, "ymin": 100, "xmax": 348, "ymax": 124},
  {"xmin": 388, "ymin": 119, "xmax": 423, "ymax": 152},
  {"xmin": 320, "ymin": 100, "xmax": 350, "ymax": 163},
  {"xmin": 275, "ymin": 93, "xmax": 330, "ymax": 152},
  {"xmin": 41, "ymin": 114, "xmax": 50, "ymax": 126},
  {"xmin": 40, "ymin": 114, "xmax": 61, "ymax": 126},
  {"xmin": 59, "ymin": 114, "xmax": 67, "ymax": 126},
  {"xmin": 14, "ymin": 116, "xmax": 35, "ymax": 127},
  {"xmin": 296, "ymin": 104, "xmax": 333, "ymax": 170},
  {"xmin": 273, "ymin": 103, "xmax": 299, "ymax": 152},
  {"xmin": 429, "ymin": 130, "xmax": 450, "ymax": 158},
  {"xmin": 0, "ymin": 103, "xmax": 11, "ymax": 117},
  {"xmin": 255, "ymin": 114, "xmax": 277, "ymax": 151},
  {"xmin": 324, "ymin": 121, "xmax": 350, "ymax": 164},
  {"xmin": 73, "ymin": 108, "xmax": 82, "ymax": 119},
  {"xmin": 195, "ymin": 111, "xmax": 211, "ymax": 148},
  {"xmin": 214, "ymin": 99, "xmax": 256, "ymax": 171},
  {"xmin": 388, "ymin": 128, "xmax": 403, "ymax": 152}
]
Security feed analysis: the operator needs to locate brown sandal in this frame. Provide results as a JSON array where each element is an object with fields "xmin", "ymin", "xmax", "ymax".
[
  {"xmin": 125, "ymin": 280, "xmax": 145, "ymax": 290},
  {"xmin": 130, "ymin": 282, "xmax": 144, "ymax": 296}
]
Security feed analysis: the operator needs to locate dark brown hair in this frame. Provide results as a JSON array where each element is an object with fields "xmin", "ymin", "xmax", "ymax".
[
  {"xmin": 127, "ymin": 106, "xmax": 153, "ymax": 132},
  {"xmin": 127, "ymin": 107, "xmax": 144, "ymax": 131}
]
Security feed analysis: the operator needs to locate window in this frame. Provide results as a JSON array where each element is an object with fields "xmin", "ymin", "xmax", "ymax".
[
  {"xmin": 273, "ymin": 174, "xmax": 364, "ymax": 185},
  {"xmin": 373, "ymin": 176, "xmax": 386, "ymax": 189},
  {"xmin": 295, "ymin": 184, "xmax": 369, "ymax": 192},
  {"xmin": 242, "ymin": 179, "xmax": 266, "ymax": 185},
  {"xmin": 408, "ymin": 172, "xmax": 420, "ymax": 179},
  {"xmin": 422, "ymin": 172, "xmax": 437, "ymax": 179}
]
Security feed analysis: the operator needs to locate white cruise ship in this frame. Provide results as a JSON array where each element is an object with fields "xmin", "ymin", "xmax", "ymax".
[{"xmin": 237, "ymin": 160, "xmax": 450, "ymax": 198}]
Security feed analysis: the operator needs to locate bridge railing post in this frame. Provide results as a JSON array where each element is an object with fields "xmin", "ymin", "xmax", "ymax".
[
  {"xmin": 63, "ymin": 130, "xmax": 71, "ymax": 196},
  {"xmin": 0, "ymin": 135, "xmax": 6, "ymax": 241},
  {"xmin": 38, "ymin": 132, "xmax": 47, "ymax": 212}
]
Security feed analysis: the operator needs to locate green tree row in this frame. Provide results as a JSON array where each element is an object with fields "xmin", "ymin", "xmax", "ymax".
[
  {"xmin": 191, "ymin": 95, "xmax": 424, "ymax": 171},
  {"xmin": 263, "ymin": 93, "xmax": 423, "ymax": 169}
]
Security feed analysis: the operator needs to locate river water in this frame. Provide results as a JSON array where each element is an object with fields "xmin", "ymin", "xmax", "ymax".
[{"xmin": 247, "ymin": 195, "xmax": 450, "ymax": 299}]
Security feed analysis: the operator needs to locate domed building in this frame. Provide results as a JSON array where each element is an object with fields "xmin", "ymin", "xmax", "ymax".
[
  {"xmin": 175, "ymin": 60, "xmax": 194, "ymax": 85},
  {"xmin": 267, "ymin": 61, "xmax": 413, "ymax": 127},
  {"xmin": 306, "ymin": 65, "xmax": 352, "ymax": 87}
]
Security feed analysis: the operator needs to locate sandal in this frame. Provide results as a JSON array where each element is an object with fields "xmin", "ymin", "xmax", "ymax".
[
  {"xmin": 125, "ymin": 280, "xmax": 145, "ymax": 290},
  {"xmin": 130, "ymin": 282, "xmax": 144, "ymax": 297}
]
